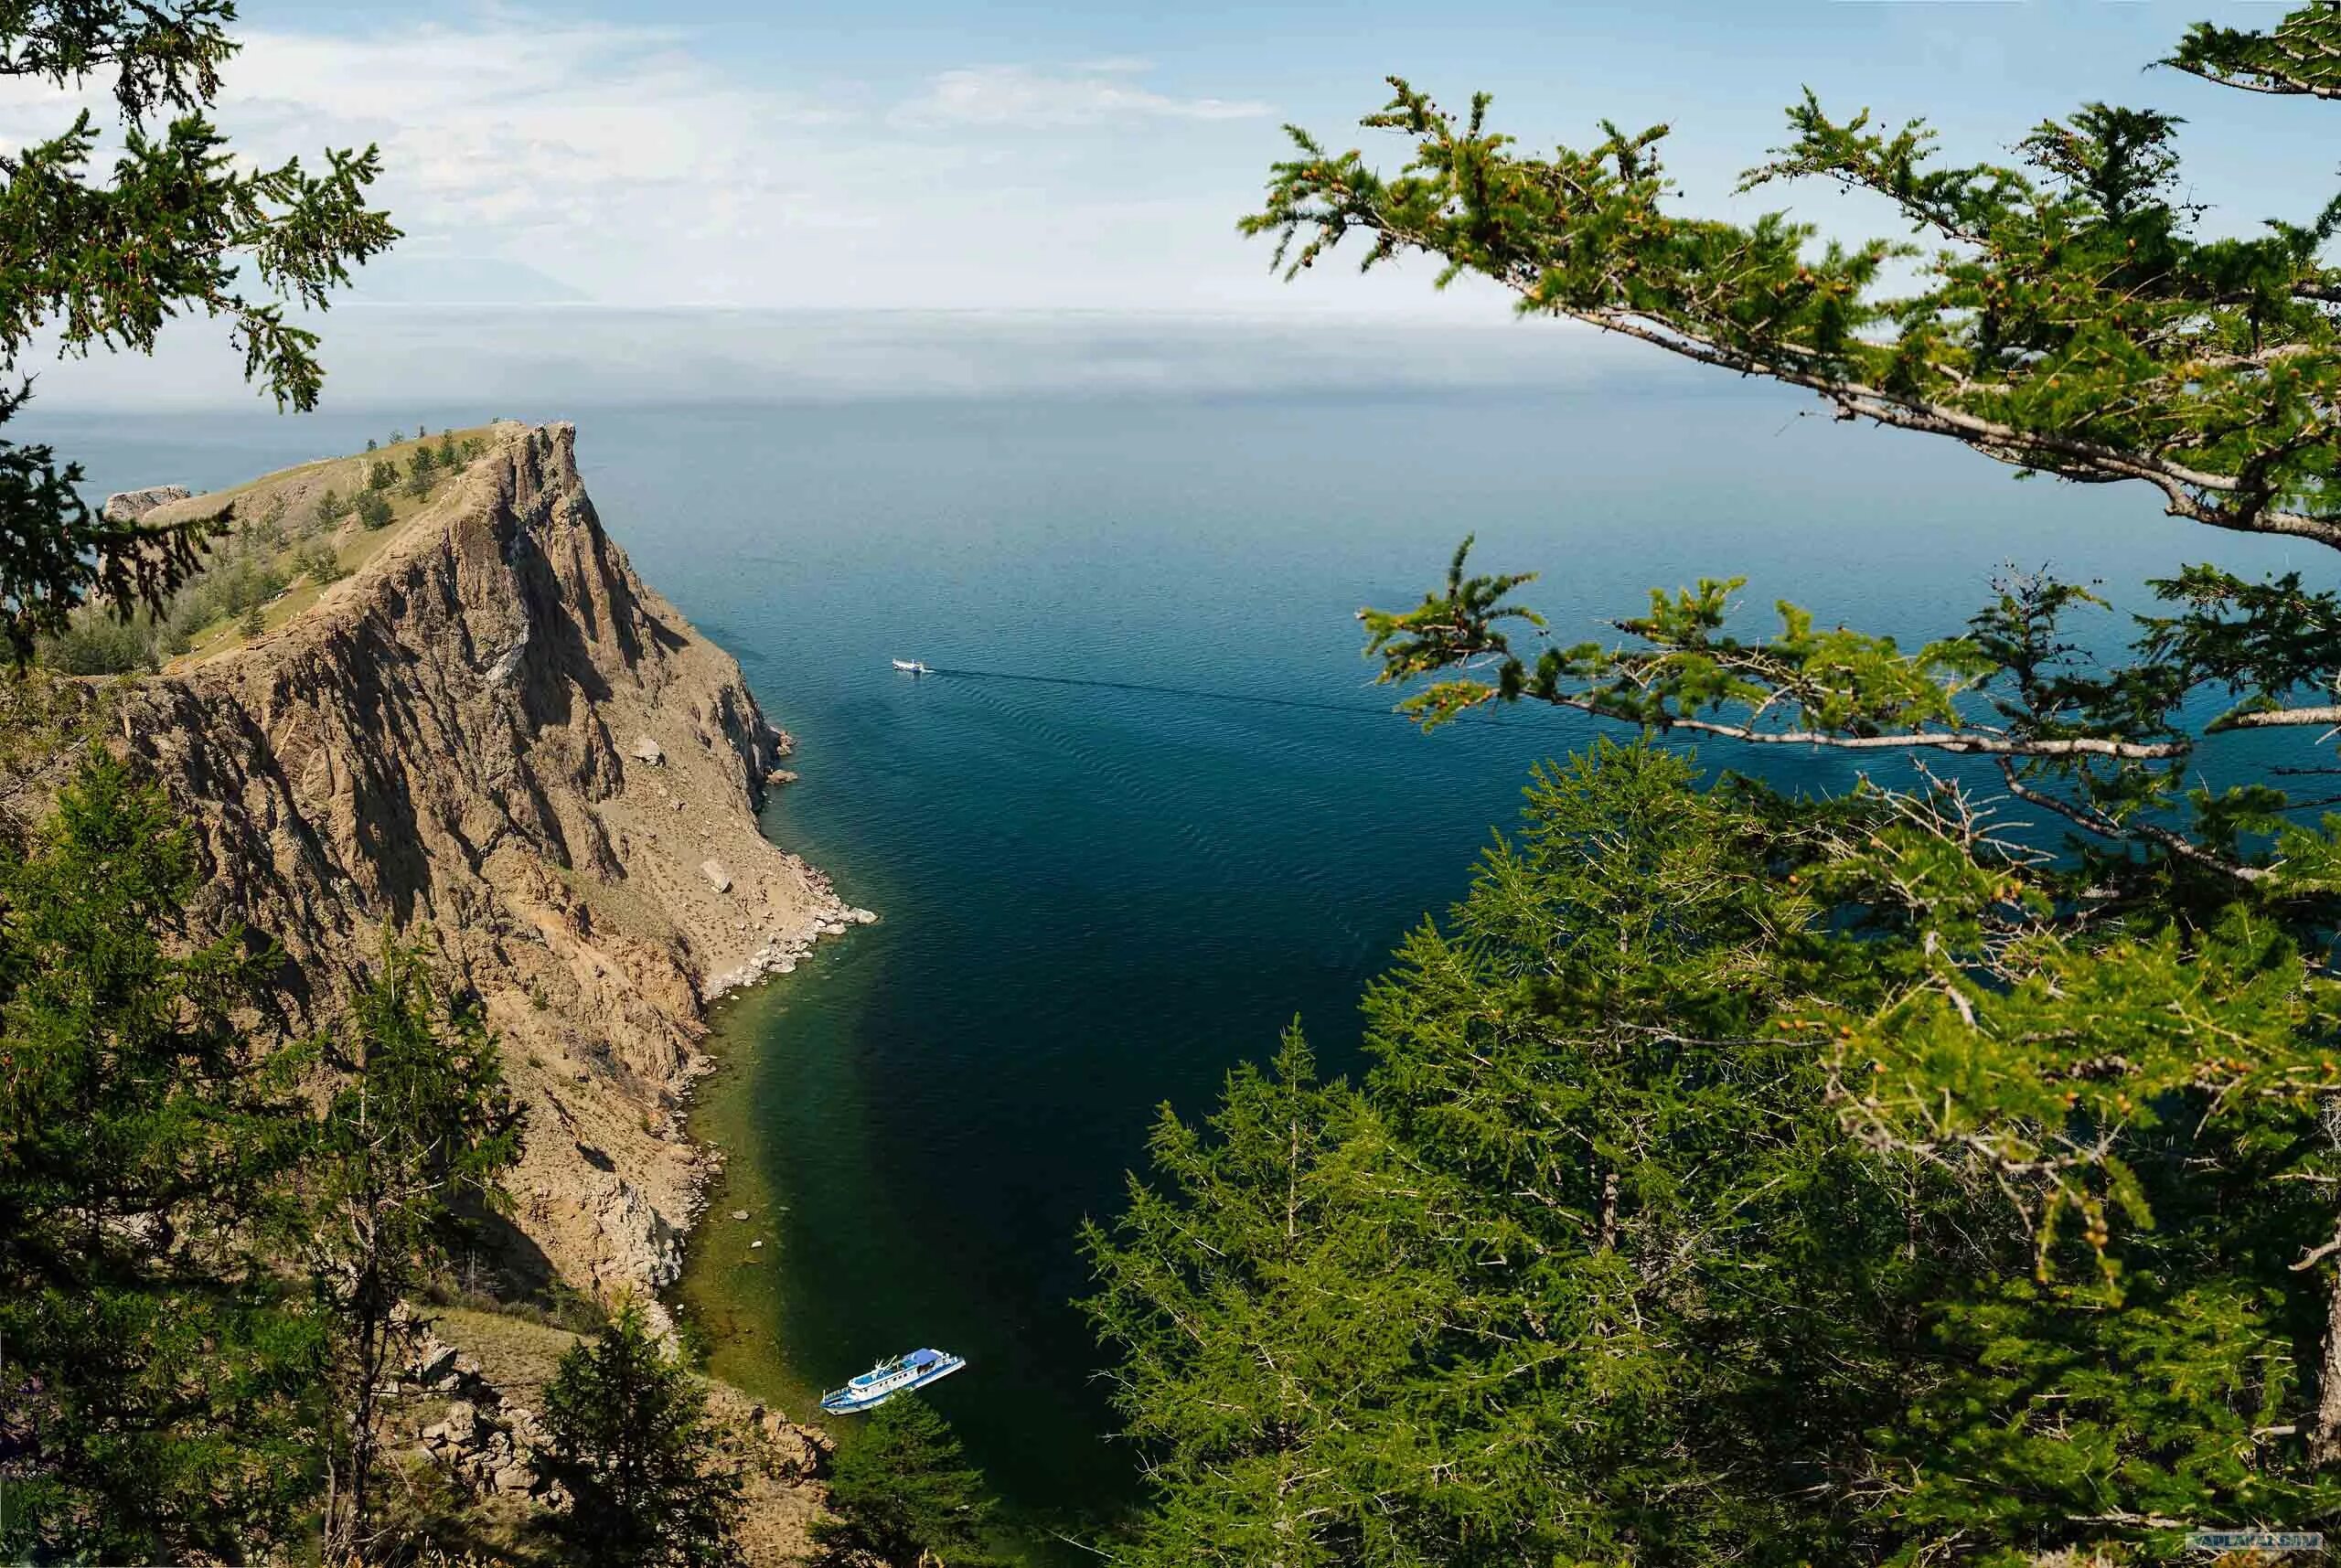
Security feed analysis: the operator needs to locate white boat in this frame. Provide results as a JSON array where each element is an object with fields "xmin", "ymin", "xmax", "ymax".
[
  {"xmin": 819, "ymin": 1347, "xmax": 967, "ymax": 1413},
  {"xmin": 891, "ymin": 658, "xmax": 932, "ymax": 675}
]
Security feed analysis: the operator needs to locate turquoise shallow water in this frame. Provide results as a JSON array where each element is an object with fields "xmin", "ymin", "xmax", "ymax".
[{"xmin": 54, "ymin": 378, "xmax": 2308, "ymax": 1538}]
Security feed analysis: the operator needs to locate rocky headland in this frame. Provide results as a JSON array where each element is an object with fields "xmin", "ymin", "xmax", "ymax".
[{"xmin": 7, "ymin": 421, "xmax": 858, "ymax": 1556}]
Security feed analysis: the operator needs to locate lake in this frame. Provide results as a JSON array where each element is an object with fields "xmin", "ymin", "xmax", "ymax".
[{"xmin": 49, "ymin": 345, "xmax": 2305, "ymax": 1547}]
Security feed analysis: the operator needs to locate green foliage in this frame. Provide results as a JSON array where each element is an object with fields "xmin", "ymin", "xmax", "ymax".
[
  {"xmin": 304, "ymin": 941, "xmax": 524, "ymax": 1560},
  {"xmin": 367, "ymin": 458, "xmax": 396, "ymax": 493},
  {"xmin": 1247, "ymin": 61, "xmax": 2341, "ymax": 552},
  {"xmin": 813, "ymin": 1395, "xmax": 996, "ymax": 1567},
  {"xmin": 1155, "ymin": 9, "xmax": 2341, "ymax": 1563},
  {"xmin": 35, "ymin": 607, "xmax": 155, "ymax": 674},
  {"xmin": 0, "ymin": 752, "xmax": 326, "ymax": 1561},
  {"xmin": 248, "ymin": 490, "xmax": 289, "ymax": 549},
  {"xmin": 537, "ymin": 1300, "xmax": 743, "ymax": 1568},
  {"xmin": 237, "ymin": 601, "xmax": 263, "ymax": 637},
  {"xmin": 291, "ymin": 539, "xmax": 345, "ymax": 586},
  {"xmin": 403, "ymin": 455, "xmax": 433, "ymax": 498},
  {"xmin": 1087, "ymin": 745, "xmax": 2341, "ymax": 1563},
  {"xmin": 1087, "ymin": 747, "xmax": 1924, "ymax": 1564},
  {"xmin": 357, "ymin": 489, "xmax": 394, "ymax": 530},
  {"xmin": 316, "ymin": 485, "xmax": 348, "ymax": 525},
  {"xmin": 2167, "ymin": 5, "xmax": 2341, "ymax": 99},
  {"xmin": 0, "ymin": 2, "xmax": 393, "ymax": 660}
]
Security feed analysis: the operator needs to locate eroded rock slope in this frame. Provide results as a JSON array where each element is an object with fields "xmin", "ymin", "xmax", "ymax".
[{"xmin": 92, "ymin": 421, "xmax": 853, "ymax": 1307}]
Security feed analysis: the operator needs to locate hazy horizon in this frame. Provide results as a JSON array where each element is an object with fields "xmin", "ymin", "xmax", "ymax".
[{"xmin": 22, "ymin": 306, "xmax": 1707, "ymax": 415}]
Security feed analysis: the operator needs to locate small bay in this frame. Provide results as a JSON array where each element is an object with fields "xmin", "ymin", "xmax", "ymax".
[{"xmin": 52, "ymin": 357, "xmax": 2302, "ymax": 1544}]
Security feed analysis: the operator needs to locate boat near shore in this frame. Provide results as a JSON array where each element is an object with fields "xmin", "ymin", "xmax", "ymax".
[{"xmin": 820, "ymin": 1347, "xmax": 967, "ymax": 1413}]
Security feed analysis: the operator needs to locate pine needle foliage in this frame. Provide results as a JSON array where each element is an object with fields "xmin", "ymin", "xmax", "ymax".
[
  {"xmin": 1118, "ymin": 5, "xmax": 2341, "ymax": 1559},
  {"xmin": 537, "ymin": 1299, "xmax": 744, "ymax": 1568},
  {"xmin": 813, "ymin": 1394, "xmax": 998, "ymax": 1567},
  {"xmin": 0, "ymin": 750, "xmax": 326, "ymax": 1561},
  {"xmin": 0, "ymin": 0, "xmax": 395, "ymax": 662},
  {"xmin": 1085, "ymin": 744, "xmax": 2341, "ymax": 1563},
  {"xmin": 305, "ymin": 941, "xmax": 524, "ymax": 1563}
]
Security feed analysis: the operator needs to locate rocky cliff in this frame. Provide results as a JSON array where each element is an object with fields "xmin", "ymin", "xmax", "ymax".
[{"xmin": 63, "ymin": 421, "xmax": 861, "ymax": 1310}]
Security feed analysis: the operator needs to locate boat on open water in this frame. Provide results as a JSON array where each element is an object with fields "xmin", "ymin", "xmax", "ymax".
[
  {"xmin": 891, "ymin": 658, "xmax": 932, "ymax": 675},
  {"xmin": 819, "ymin": 1347, "xmax": 967, "ymax": 1413}
]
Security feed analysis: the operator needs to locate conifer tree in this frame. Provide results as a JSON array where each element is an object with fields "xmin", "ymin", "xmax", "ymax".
[
  {"xmin": 305, "ymin": 943, "xmax": 523, "ymax": 1563},
  {"xmin": 0, "ymin": 751, "xmax": 326, "ymax": 1561},
  {"xmin": 0, "ymin": 3, "xmax": 394, "ymax": 662},
  {"xmin": 812, "ymin": 1394, "xmax": 996, "ymax": 1567},
  {"xmin": 537, "ymin": 1300, "xmax": 744, "ymax": 1568},
  {"xmin": 1143, "ymin": 3, "xmax": 2341, "ymax": 1559},
  {"xmin": 1087, "ymin": 747, "xmax": 1989, "ymax": 1564}
]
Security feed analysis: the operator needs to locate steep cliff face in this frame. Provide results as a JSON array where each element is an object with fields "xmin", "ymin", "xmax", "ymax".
[{"xmin": 89, "ymin": 421, "xmax": 855, "ymax": 1307}]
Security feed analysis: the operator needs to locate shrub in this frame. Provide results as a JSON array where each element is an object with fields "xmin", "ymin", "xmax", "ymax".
[
  {"xmin": 538, "ymin": 1301, "xmax": 743, "ymax": 1568},
  {"xmin": 37, "ymin": 612, "xmax": 155, "ymax": 675},
  {"xmin": 812, "ymin": 1396, "xmax": 996, "ymax": 1566},
  {"xmin": 356, "ymin": 492, "xmax": 392, "ymax": 530},
  {"xmin": 291, "ymin": 541, "xmax": 344, "ymax": 585}
]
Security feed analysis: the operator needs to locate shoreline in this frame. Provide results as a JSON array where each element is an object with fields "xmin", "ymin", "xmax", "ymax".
[{"xmin": 668, "ymin": 934, "xmax": 858, "ymax": 1425}]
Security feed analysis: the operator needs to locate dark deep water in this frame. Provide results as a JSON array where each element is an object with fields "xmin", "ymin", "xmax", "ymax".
[{"xmin": 52, "ymin": 378, "xmax": 2310, "ymax": 1547}]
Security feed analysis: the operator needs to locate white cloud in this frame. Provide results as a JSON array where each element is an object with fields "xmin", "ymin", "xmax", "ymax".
[
  {"xmin": 0, "ymin": 11, "xmax": 1429, "ymax": 315},
  {"xmin": 890, "ymin": 64, "xmax": 1271, "ymax": 130}
]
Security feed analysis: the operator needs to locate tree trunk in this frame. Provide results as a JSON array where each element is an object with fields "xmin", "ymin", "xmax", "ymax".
[{"xmin": 2314, "ymin": 1224, "xmax": 2341, "ymax": 1467}]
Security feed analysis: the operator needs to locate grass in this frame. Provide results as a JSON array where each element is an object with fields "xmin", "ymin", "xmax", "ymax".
[{"xmin": 166, "ymin": 425, "xmax": 506, "ymax": 670}]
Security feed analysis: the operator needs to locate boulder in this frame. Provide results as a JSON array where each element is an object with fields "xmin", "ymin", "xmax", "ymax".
[
  {"xmin": 413, "ymin": 1339, "xmax": 460, "ymax": 1388},
  {"xmin": 629, "ymin": 734, "xmax": 665, "ymax": 765},
  {"xmin": 101, "ymin": 485, "xmax": 191, "ymax": 523},
  {"xmin": 700, "ymin": 859, "xmax": 732, "ymax": 893},
  {"xmin": 762, "ymin": 1420, "xmax": 834, "ymax": 1482}
]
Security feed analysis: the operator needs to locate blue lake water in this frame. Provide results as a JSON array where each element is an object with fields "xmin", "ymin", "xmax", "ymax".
[{"xmin": 49, "ymin": 366, "xmax": 2310, "ymax": 1541}]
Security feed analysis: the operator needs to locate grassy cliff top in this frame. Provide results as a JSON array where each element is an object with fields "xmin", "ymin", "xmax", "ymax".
[{"xmin": 40, "ymin": 423, "xmax": 516, "ymax": 676}]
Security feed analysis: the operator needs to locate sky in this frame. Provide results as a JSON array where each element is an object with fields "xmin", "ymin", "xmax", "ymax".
[
  {"xmin": 26, "ymin": 0, "xmax": 2331, "ymax": 312},
  {"xmin": 5, "ymin": 1, "xmax": 2333, "ymax": 408}
]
